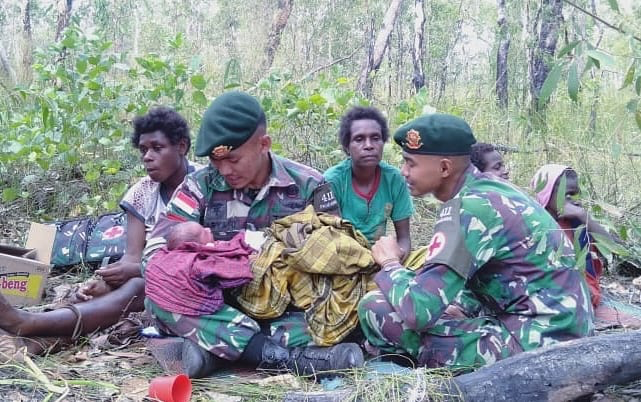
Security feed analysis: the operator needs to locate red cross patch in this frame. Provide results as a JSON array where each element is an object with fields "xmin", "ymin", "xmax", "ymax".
[
  {"xmin": 426, "ymin": 232, "xmax": 446, "ymax": 260},
  {"xmin": 102, "ymin": 226, "xmax": 125, "ymax": 240}
]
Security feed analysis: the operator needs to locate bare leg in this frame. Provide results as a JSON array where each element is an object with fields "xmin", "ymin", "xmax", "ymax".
[{"xmin": 0, "ymin": 278, "xmax": 145, "ymax": 337}]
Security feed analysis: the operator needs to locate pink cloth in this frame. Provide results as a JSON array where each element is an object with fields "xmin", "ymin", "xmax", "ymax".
[
  {"xmin": 530, "ymin": 164, "xmax": 569, "ymax": 207},
  {"xmin": 145, "ymin": 232, "xmax": 253, "ymax": 316}
]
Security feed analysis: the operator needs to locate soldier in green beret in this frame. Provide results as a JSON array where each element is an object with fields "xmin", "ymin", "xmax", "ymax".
[
  {"xmin": 357, "ymin": 113, "xmax": 593, "ymax": 370},
  {"xmin": 143, "ymin": 91, "xmax": 362, "ymax": 378}
]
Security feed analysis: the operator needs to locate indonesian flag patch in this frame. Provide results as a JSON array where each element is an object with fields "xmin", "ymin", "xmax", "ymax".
[{"xmin": 173, "ymin": 191, "xmax": 198, "ymax": 216}]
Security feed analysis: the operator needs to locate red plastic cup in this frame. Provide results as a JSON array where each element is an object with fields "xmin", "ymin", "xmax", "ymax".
[{"xmin": 148, "ymin": 374, "xmax": 192, "ymax": 402}]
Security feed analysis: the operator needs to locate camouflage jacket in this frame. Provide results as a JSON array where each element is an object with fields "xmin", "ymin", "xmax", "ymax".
[
  {"xmin": 376, "ymin": 166, "xmax": 593, "ymax": 351},
  {"xmin": 142, "ymin": 153, "xmax": 324, "ymax": 269}
]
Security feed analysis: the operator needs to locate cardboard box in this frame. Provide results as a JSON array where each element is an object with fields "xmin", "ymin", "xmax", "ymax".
[{"xmin": 0, "ymin": 223, "xmax": 55, "ymax": 306}]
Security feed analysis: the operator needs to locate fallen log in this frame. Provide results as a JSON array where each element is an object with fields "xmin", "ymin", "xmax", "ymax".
[
  {"xmin": 451, "ymin": 330, "xmax": 641, "ymax": 401},
  {"xmin": 283, "ymin": 330, "xmax": 641, "ymax": 402}
]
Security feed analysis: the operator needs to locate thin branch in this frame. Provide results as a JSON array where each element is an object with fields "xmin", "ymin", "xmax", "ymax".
[
  {"xmin": 562, "ymin": 0, "xmax": 641, "ymax": 43},
  {"xmin": 297, "ymin": 46, "xmax": 363, "ymax": 82},
  {"xmin": 497, "ymin": 143, "xmax": 641, "ymax": 158}
]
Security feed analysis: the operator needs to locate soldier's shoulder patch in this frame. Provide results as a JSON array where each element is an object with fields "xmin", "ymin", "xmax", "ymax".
[
  {"xmin": 313, "ymin": 182, "xmax": 340, "ymax": 216},
  {"xmin": 425, "ymin": 198, "xmax": 474, "ymax": 279},
  {"xmin": 425, "ymin": 231, "xmax": 446, "ymax": 259}
]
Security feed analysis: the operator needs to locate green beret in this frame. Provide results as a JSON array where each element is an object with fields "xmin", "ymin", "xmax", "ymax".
[
  {"xmin": 195, "ymin": 91, "xmax": 265, "ymax": 157},
  {"xmin": 393, "ymin": 114, "xmax": 476, "ymax": 155}
]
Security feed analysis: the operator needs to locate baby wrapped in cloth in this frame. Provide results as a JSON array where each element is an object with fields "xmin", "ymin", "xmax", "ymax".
[{"xmin": 145, "ymin": 222, "xmax": 255, "ymax": 316}]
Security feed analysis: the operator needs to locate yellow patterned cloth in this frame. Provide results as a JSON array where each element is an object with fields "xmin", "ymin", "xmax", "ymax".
[
  {"xmin": 236, "ymin": 205, "xmax": 378, "ymax": 346},
  {"xmin": 404, "ymin": 246, "xmax": 427, "ymax": 270}
]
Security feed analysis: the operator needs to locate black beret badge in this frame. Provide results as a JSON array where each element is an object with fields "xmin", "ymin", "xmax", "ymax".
[
  {"xmin": 405, "ymin": 129, "xmax": 422, "ymax": 150},
  {"xmin": 211, "ymin": 145, "xmax": 232, "ymax": 158}
]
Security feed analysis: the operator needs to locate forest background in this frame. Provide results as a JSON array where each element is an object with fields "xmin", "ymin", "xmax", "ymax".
[{"xmin": 1, "ymin": 0, "xmax": 641, "ymax": 264}]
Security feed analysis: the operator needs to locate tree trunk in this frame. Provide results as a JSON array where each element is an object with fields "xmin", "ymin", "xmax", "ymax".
[
  {"xmin": 19, "ymin": 0, "xmax": 33, "ymax": 83},
  {"xmin": 436, "ymin": 15, "xmax": 463, "ymax": 104},
  {"xmin": 356, "ymin": 0, "xmax": 403, "ymax": 97},
  {"xmin": 411, "ymin": 0, "xmax": 426, "ymax": 92},
  {"xmin": 261, "ymin": 0, "xmax": 294, "ymax": 73},
  {"xmin": 496, "ymin": 0, "xmax": 510, "ymax": 108},
  {"xmin": 0, "ymin": 40, "xmax": 16, "ymax": 85},
  {"xmin": 528, "ymin": 0, "xmax": 563, "ymax": 111},
  {"xmin": 55, "ymin": 0, "xmax": 73, "ymax": 42}
]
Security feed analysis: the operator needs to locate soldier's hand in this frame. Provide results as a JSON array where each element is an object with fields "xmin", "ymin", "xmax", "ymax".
[
  {"xmin": 96, "ymin": 261, "xmax": 141, "ymax": 287},
  {"xmin": 372, "ymin": 236, "xmax": 404, "ymax": 266}
]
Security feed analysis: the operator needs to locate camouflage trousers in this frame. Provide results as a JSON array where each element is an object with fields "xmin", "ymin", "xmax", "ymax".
[
  {"xmin": 146, "ymin": 299, "xmax": 313, "ymax": 361},
  {"xmin": 358, "ymin": 290, "xmax": 523, "ymax": 370}
]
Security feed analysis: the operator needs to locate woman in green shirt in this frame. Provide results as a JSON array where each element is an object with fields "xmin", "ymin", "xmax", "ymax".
[{"xmin": 324, "ymin": 106, "xmax": 413, "ymax": 260}]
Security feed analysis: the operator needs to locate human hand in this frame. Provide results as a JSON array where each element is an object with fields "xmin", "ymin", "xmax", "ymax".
[
  {"xmin": 96, "ymin": 260, "xmax": 141, "ymax": 287},
  {"xmin": 558, "ymin": 201, "xmax": 588, "ymax": 222},
  {"xmin": 371, "ymin": 236, "xmax": 404, "ymax": 266},
  {"xmin": 75, "ymin": 279, "xmax": 113, "ymax": 301}
]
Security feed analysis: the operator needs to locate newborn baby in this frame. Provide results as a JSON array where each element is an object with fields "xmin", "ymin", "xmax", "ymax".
[{"xmin": 166, "ymin": 221, "xmax": 215, "ymax": 250}]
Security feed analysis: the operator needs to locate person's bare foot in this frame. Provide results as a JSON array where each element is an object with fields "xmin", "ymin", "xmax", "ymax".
[{"xmin": 0, "ymin": 292, "xmax": 30, "ymax": 334}]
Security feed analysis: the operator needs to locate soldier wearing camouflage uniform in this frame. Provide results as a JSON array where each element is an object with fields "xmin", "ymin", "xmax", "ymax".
[
  {"xmin": 143, "ymin": 91, "xmax": 363, "ymax": 378},
  {"xmin": 358, "ymin": 114, "xmax": 593, "ymax": 370}
]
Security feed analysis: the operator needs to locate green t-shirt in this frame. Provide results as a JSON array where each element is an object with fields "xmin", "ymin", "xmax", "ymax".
[{"xmin": 323, "ymin": 159, "xmax": 414, "ymax": 243}]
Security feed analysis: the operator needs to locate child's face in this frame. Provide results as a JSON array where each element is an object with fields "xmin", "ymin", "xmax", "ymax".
[
  {"xmin": 197, "ymin": 226, "xmax": 214, "ymax": 244},
  {"xmin": 548, "ymin": 173, "xmax": 580, "ymax": 217},
  {"xmin": 481, "ymin": 151, "xmax": 509, "ymax": 180}
]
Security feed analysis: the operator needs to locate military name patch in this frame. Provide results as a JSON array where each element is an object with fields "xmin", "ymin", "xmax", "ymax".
[
  {"xmin": 426, "ymin": 231, "xmax": 446, "ymax": 260},
  {"xmin": 405, "ymin": 129, "xmax": 423, "ymax": 150}
]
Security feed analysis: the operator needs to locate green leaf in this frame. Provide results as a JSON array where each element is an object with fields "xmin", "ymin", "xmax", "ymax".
[
  {"xmin": 574, "ymin": 243, "xmax": 589, "ymax": 272},
  {"xmin": 626, "ymin": 99, "xmax": 639, "ymax": 113},
  {"xmin": 636, "ymin": 109, "xmax": 641, "ymax": 131},
  {"xmin": 607, "ymin": 0, "xmax": 619, "ymax": 12},
  {"xmin": 586, "ymin": 50, "xmax": 616, "ymax": 71},
  {"xmin": 61, "ymin": 35, "xmax": 76, "ymax": 48},
  {"xmin": 2, "ymin": 187, "xmax": 19, "ymax": 203},
  {"xmin": 41, "ymin": 103, "xmax": 50, "ymax": 129},
  {"xmin": 567, "ymin": 62, "xmax": 579, "ymax": 102},
  {"xmin": 192, "ymin": 90, "xmax": 207, "ymax": 107},
  {"xmin": 76, "ymin": 58, "xmax": 88, "ymax": 74},
  {"xmin": 636, "ymin": 77, "xmax": 641, "ymax": 96},
  {"xmin": 583, "ymin": 57, "xmax": 597, "ymax": 75},
  {"xmin": 621, "ymin": 63, "xmax": 635, "ymax": 89},
  {"xmin": 85, "ymin": 169, "xmax": 100, "ymax": 182},
  {"xmin": 538, "ymin": 64, "xmax": 563, "ymax": 108},
  {"xmin": 7, "ymin": 141, "xmax": 23, "ymax": 154},
  {"xmin": 557, "ymin": 40, "xmax": 580, "ymax": 58},
  {"xmin": 296, "ymin": 99, "xmax": 310, "ymax": 112},
  {"xmin": 309, "ymin": 93, "xmax": 327, "ymax": 106},
  {"xmin": 555, "ymin": 173, "xmax": 567, "ymax": 216},
  {"xmin": 534, "ymin": 175, "xmax": 548, "ymax": 193},
  {"xmin": 223, "ymin": 59, "xmax": 242, "ymax": 90},
  {"xmin": 592, "ymin": 232, "xmax": 628, "ymax": 258},
  {"xmin": 190, "ymin": 74, "xmax": 206, "ymax": 90},
  {"xmin": 87, "ymin": 81, "xmax": 102, "ymax": 91}
]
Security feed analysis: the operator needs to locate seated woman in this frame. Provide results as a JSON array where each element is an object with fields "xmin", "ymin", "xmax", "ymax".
[
  {"xmin": 531, "ymin": 164, "xmax": 613, "ymax": 309},
  {"xmin": 470, "ymin": 142, "xmax": 509, "ymax": 179},
  {"xmin": 0, "ymin": 107, "xmax": 200, "ymax": 355},
  {"xmin": 324, "ymin": 106, "xmax": 413, "ymax": 260}
]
